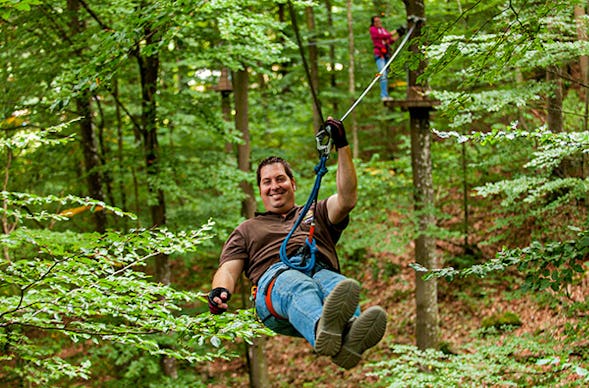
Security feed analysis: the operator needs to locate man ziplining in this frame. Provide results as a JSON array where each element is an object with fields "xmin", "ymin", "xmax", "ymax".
[{"xmin": 208, "ymin": 117, "xmax": 387, "ymax": 369}]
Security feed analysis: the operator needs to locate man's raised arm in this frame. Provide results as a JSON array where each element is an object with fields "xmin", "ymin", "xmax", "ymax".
[{"xmin": 325, "ymin": 118, "xmax": 357, "ymax": 225}]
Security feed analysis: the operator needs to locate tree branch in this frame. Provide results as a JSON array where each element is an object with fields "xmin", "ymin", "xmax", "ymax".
[{"xmin": 77, "ymin": 0, "xmax": 112, "ymax": 31}]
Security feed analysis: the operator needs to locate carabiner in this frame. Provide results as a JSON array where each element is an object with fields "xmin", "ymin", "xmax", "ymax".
[{"xmin": 315, "ymin": 124, "xmax": 332, "ymax": 158}]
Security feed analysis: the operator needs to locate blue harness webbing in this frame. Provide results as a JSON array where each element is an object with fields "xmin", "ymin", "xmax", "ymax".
[{"xmin": 278, "ymin": 154, "xmax": 329, "ymax": 271}]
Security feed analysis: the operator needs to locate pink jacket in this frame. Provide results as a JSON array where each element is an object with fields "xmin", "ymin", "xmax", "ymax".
[{"xmin": 369, "ymin": 26, "xmax": 394, "ymax": 57}]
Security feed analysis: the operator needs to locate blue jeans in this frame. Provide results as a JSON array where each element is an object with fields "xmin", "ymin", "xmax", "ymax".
[
  {"xmin": 375, "ymin": 55, "xmax": 389, "ymax": 98},
  {"xmin": 255, "ymin": 257, "xmax": 360, "ymax": 347}
]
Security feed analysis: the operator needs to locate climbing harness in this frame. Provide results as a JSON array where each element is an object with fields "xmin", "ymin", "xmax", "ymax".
[
  {"xmin": 279, "ymin": 4, "xmax": 422, "ymax": 271},
  {"xmin": 277, "ymin": 148, "xmax": 329, "ymax": 271}
]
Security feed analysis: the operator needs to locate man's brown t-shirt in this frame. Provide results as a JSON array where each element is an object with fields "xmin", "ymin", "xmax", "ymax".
[{"xmin": 219, "ymin": 199, "xmax": 349, "ymax": 285}]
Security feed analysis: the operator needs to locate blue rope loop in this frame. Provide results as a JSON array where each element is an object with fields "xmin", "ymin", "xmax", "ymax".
[{"xmin": 279, "ymin": 155, "xmax": 329, "ymax": 271}]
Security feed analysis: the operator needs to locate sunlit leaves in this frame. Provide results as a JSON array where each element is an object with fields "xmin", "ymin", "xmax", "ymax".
[
  {"xmin": 431, "ymin": 82, "xmax": 549, "ymax": 128},
  {"xmin": 0, "ymin": 184, "xmax": 263, "ymax": 384},
  {"xmin": 0, "ymin": 0, "xmax": 42, "ymax": 19},
  {"xmin": 0, "ymin": 119, "xmax": 77, "ymax": 154},
  {"xmin": 415, "ymin": 226, "xmax": 588, "ymax": 296},
  {"xmin": 0, "ymin": 191, "xmax": 136, "ymax": 224},
  {"xmin": 0, "ymin": 218, "xmax": 269, "ymax": 384}
]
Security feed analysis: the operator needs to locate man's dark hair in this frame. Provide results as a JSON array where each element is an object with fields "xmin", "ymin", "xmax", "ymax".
[{"xmin": 256, "ymin": 156, "xmax": 294, "ymax": 187}]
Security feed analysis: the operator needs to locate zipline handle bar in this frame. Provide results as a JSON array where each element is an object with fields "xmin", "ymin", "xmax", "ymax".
[{"xmin": 339, "ymin": 21, "xmax": 418, "ymax": 123}]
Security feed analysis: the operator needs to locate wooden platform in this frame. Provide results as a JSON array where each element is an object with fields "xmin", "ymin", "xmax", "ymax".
[
  {"xmin": 384, "ymin": 99, "xmax": 440, "ymax": 109},
  {"xmin": 384, "ymin": 86, "xmax": 440, "ymax": 110}
]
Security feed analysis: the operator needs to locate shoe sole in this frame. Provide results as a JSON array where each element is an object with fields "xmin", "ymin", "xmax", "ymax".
[
  {"xmin": 315, "ymin": 279, "xmax": 360, "ymax": 357},
  {"xmin": 332, "ymin": 306, "xmax": 387, "ymax": 369}
]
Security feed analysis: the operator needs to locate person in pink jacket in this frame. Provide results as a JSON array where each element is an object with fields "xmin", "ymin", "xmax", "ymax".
[{"xmin": 369, "ymin": 16, "xmax": 403, "ymax": 101}]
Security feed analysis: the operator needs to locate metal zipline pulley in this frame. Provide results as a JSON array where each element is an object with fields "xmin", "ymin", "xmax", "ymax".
[{"xmin": 315, "ymin": 123, "xmax": 333, "ymax": 159}]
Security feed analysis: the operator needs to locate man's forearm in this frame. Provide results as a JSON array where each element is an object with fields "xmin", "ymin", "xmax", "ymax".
[
  {"xmin": 212, "ymin": 260, "xmax": 243, "ymax": 293},
  {"xmin": 336, "ymin": 146, "xmax": 357, "ymax": 208}
]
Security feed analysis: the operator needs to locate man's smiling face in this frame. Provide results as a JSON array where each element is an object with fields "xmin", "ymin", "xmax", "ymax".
[{"xmin": 259, "ymin": 163, "xmax": 296, "ymax": 214}]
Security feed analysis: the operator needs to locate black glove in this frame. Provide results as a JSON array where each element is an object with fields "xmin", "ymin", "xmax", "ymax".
[
  {"xmin": 208, "ymin": 287, "xmax": 232, "ymax": 315},
  {"xmin": 324, "ymin": 118, "xmax": 348, "ymax": 149},
  {"xmin": 396, "ymin": 26, "xmax": 406, "ymax": 36}
]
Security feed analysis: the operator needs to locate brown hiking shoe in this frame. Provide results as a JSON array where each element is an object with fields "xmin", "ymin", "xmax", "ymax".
[
  {"xmin": 314, "ymin": 279, "xmax": 360, "ymax": 357},
  {"xmin": 331, "ymin": 306, "xmax": 387, "ymax": 369}
]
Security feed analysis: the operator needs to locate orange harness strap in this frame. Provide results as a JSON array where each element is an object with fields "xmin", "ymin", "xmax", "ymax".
[{"xmin": 265, "ymin": 277, "xmax": 287, "ymax": 320}]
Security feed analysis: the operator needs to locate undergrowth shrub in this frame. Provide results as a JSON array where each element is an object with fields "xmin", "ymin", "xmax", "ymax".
[{"xmin": 368, "ymin": 337, "xmax": 589, "ymax": 387}]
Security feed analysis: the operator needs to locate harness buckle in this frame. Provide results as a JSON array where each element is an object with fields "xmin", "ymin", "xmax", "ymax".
[{"xmin": 250, "ymin": 285, "xmax": 258, "ymax": 301}]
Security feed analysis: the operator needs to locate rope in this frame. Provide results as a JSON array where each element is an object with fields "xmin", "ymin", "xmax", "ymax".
[
  {"xmin": 279, "ymin": 155, "xmax": 328, "ymax": 271},
  {"xmin": 287, "ymin": 0, "xmax": 324, "ymax": 124}
]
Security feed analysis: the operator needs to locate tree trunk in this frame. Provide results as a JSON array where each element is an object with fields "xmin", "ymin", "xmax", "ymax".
[
  {"xmin": 234, "ymin": 68, "xmax": 268, "ymax": 388},
  {"xmin": 325, "ymin": 0, "xmax": 338, "ymax": 113},
  {"xmin": 77, "ymin": 94, "xmax": 107, "ymax": 233},
  {"xmin": 218, "ymin": 68, "xmax": 234, "ymax": 153},
  {"xmin": 546, "ymin": 65, "xmax": 563, "ymax": 134},
  {"xmin": 575, "ymin": 4, "xmax": 589, "ymax": 107},
  {"xmin": 138, "ymin": 28, "xmax": 169, "ymax": 275},
  {"xmin": 461, "ymin": 143, "xmax": 469, "ymax": 252},
  {"xmin": 346, "ymin": 0, "xmax": 358, "ymax": 159},
  {"xmin": 137, "ymin": 19, "xmax": 175, "ymax": 379},
  {"xmin": 403, "ymin": 0, "xmax": 439, "ymax": 350},
  {"xmin": 67, "ymin": 0, "xmax": 106, "ymax": 233},
  {"xmin": 113, "ymin": 78, "xmax": 129, "ymax": 231},
  {"xmin": 306, "ymin": 6, "xmax": 322, "ymax": 131},
  {"xmin": 574, "ymin": 4, "xmax": 589, "ymax": 178},
  {"xmin": 234, "ymin": 69, "xmax": 257, "ymax": 219},
  {"xmin": 515, "ymin": 69, "xmax": 528, "ymax": 130},
  {"xmin": 222, "ymin": 90, "xmax": 233, "ymax": 154}
]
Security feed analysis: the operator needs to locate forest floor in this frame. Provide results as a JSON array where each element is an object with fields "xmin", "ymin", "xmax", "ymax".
[{"xmin": 197, "ymin": 243, "xmax": 589, "ymax": 387}]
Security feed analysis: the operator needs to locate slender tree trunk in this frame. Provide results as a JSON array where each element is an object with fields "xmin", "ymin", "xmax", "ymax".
[
  {"xmin": 234, "ymin": 69, "xmax": 256, "ymax": 219},
  {"xmin": 222, "ymin": 90, "xmax": 233, "ymax": 154},
  {"xmin": 217, "ymin": 68, "xmax": 234, "ymax": 153},
  {"xmin": 114, "ymin": 78, "xmax": 128, "ymax": 231},
  {"xmin": 68, "ymin": 0, "xmax": 106, "ymax": 233},
  {"xmin": 76, "ymin": 94, "xmax": 107, "ymax": 233},
  {"xmin": 547, "ymin": 65, "xmax": 572, "ymax": 178},
  {"xmin": 138, "ymin": 29, "xmax": 168, "ymax": 273},
  {"xmin": 515, "ymin": 69, "xmax": 528, "ymax": 130},
  {"xmin": 461, "ymin": 143, "xmax": 469, "ymax": 252},
  {"xmin": 325, "ymin": 0, "xmax": 338, "ymax": 113},
  {"xmin": 234, "ymin": 68, "xmax": 268, "ymax": 388},
  {"xmin": 346, "ymin": 0, "xmax": 358, "ymax": 159},
  {"xmin": 137, "ymin": 19, "xmax": 175, "ymax": 378},
  {"xmin": 2, "ymin": 148, "xmax": 15, "ymax": 261},
  {"xmin": 403, "ymin": 0, "xmax": 439, "ymax": 350},
  {"xmin": 306, "ymin": 6, "xmax": 322, "ymax": 131},
  {"xmin": 575, "ymin": 4, "xmax": 589, "ymax": 106},
  {"xmin": 94, "ymin": 95, "xmax": 116, "ymax": 209},
  {"xmin": 546, "ymin": 65, "xmax": 563, "ymax": 134},
  {"xmin": 574, "ymin": 4, "xmax": 589, "ymax": 178}
]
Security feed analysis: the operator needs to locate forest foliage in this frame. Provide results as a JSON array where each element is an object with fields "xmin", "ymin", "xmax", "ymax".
[{"xmin": 1, "ymin": 0, "xmax": 588, "ymax": 386}]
